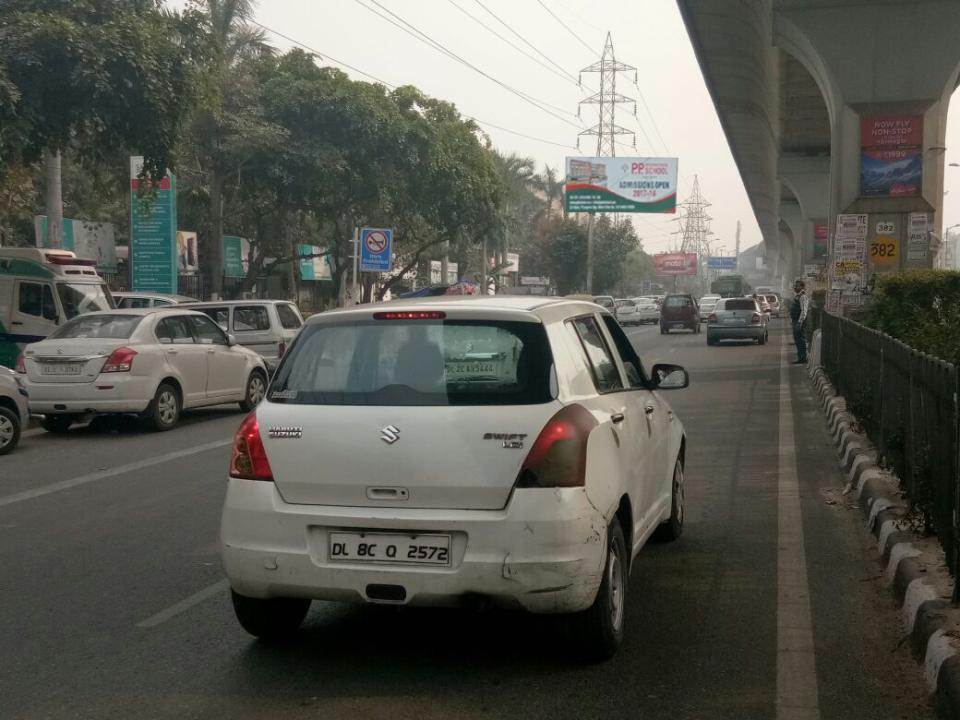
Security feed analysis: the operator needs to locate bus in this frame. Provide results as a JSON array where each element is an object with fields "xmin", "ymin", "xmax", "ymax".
[{"xmin": 710, "ymin": 274, "xmax": 753, "ymax": 298}]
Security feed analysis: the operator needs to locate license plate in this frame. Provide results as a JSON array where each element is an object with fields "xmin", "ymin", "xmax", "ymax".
[
  {"xmin": 329, "ymin": 532, "xmax": 451, "ymax": 566},
  {"xmin": 40, "ymin": 362, "xmax": 82, "ymax": 376},
  {"xmin": 723, "ymin": 318, "xmax": 746, "ymax": 325},
  {"xmin": 673, "ymin": 323, "xmax": 685, "ymax": 329}
]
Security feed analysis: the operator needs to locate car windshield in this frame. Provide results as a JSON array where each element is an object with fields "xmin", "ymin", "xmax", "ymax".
[
  {"xmin": 56, "ymin": 283, "xmax": 113, "ymax": 319},
  {"xmin": 664, "ymin": 296, "xmax": 691, "ymax": 307},
  {"xmin": 593, "ymin": 297, "xmax": 615, "ymax": 308},
  {"xmin": 271, "ymin": 319, "xmax": 554, "ymax": 406},
  {"xmin": 615, "ymin": 299, "xmax": 634, "ymax": 308},
  {"xmin": 48, "ymin": 314, "xmax": 142, "ymax": 339},
  {"xmin": 723, "ymin": 299, "xmax": 757, "ymax": 311}
]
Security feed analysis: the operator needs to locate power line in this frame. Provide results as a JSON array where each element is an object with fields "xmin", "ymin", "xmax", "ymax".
[
  {"xmin": 445, "ymin": 0, "xmax": 575, "ymax": 86},
  {"xmin": 536, "ymin": 0, "xmax": 598, "ymax": 56},
  {"xmin": 247, "ymin": 19, "xmax": 576, "ymax": 151},
  {"xmin": 353, "ymin": 0, "xmax": 584, "ymax": 129}
]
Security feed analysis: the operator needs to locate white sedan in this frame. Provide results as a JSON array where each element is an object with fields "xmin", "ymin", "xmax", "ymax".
[
  {"xmin": 20, "ymin": 309, "xmax": 268, "ymax": 433},
  {"xmin": 221, "ymin": 296, "xmax": 689, "ymax": 659},
  {"xmin": 0, "ymin": 367, "xmax": 29, "ymax": 454}
]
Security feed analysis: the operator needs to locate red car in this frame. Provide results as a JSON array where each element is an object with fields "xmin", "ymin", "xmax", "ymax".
[{"xmin": 660, "ymin": 293, "xmax": 701, "ymax": 334}]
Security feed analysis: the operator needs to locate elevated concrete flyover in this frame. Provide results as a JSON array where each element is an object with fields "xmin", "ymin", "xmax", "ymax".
[{"xmin": 678, "ymin": 0, "xmax": 960, "ymax": 291}]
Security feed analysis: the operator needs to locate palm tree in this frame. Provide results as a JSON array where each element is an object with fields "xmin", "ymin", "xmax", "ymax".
[
  {"xmin": 195, "ymin": 0, "xmax": 272, "ymax": 297},
  {"xmin": 534, "ymin": 165, "xmax": 564, "ymax": 223}
]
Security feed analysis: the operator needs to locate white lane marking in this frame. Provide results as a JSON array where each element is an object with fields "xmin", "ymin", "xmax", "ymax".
[
  {"xmin": 0, "ymin": 439, "xmax": 231, "ymax": 508},
  {"xmin": 777, "ymin": 332, "xmax": 821, "ymax": 720},
  {"xmin": 137, "ymin": 578, "xmax": 230, "ymax": 628}
]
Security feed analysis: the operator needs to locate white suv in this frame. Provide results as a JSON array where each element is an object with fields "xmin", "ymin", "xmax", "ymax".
[{"xmin": 221, "ymin": 297, "xmax": 689, "ymax": 659}]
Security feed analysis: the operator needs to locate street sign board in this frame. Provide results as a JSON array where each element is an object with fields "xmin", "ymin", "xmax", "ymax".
[
  {"xmin": 564, "ymin": 156, "xmax": 678, "ymax": 213},
  {"xmin": 707, "ymin": 256, "xmax": 737, "ymax": 270},
  {"xmin": 130, "ymin": 156, "xmax": 177, "ymax": 294},
  {"xmin": 359, "ymin": 227, "xmax": 393, "ymax": 272}
]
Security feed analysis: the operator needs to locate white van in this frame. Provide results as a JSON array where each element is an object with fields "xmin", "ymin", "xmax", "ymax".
[{"xmin": 0, "ymin": 248, "xmax": 114, "ymax": 369}]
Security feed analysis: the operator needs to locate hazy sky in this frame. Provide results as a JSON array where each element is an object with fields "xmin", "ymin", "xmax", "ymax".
[{"xmin": 169, "ymin": 0, "xmax": 960, "ymax": 255}]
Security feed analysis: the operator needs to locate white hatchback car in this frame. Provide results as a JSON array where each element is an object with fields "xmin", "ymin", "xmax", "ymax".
[
  {"xmin": 0, "ymin": 367, "xmax": 29, "ymax": 454},
  {"xmin": 21, "ymin": 309, "xmax": 268, "ymax": 432},
  {"xmin": 221, "ymin": 297, "xmax": 689, "ymax": 659}
]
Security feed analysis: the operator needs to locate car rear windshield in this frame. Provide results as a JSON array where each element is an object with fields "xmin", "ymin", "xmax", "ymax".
[
  {"xmin": 49, "ymin": 314, "xmax": 143, "ymax": 339},
  {"xmin": 664, "ymin": 296, "xmax": 691, "ymax": 307},
  {"xmin": 276, "ymin": 303, "xmax": 302, "ymax": 329},
  {"xmin": 270, "ymin": 319, "xmax": 554, "ymax": 406},
  {"xmin": 723, "ymin": 299, "xmax": 757, "ymax": 311},
  {"xmin": 766, "ymin": 295, "xmax": 778, "ymax": 302}
]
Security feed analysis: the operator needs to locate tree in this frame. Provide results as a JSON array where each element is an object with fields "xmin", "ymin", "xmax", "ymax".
[{"xmin": 0, "ymin": 0, "xmax": 206, "ymax": 246}]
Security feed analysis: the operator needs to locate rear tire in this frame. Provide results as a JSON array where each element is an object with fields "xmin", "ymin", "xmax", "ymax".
[
  {"xmin": 41, "ymin": 414, "xmax": 74, "ymax": 434},
  {"xmin": 566, "ymin": 517, "xmax": 627, "ymax": 662},
  {"xmin": 239, "ymin": 370, "xmax": 267, "ymax": 412},
  {"xmin": 231, "ymin": 590, "xmax": 311, "ymax": 640},
  {"xmin": 149, "ymin": 383, "xmax": 181, "ymax": 431},
  {"xmin": 653, "ymin": 460, "xmax": 685, "ymax": 542},
  {"xmin": 0, "ymin": 406, "xmax": 21, "ymax": 454},
  {"xmin": 759, "ymin": 332, "xmax": 767, "ymax": 345}
]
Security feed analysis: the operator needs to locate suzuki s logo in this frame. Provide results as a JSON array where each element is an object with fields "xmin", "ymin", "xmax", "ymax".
[{"xmin": 380, "ymin": 425, "xmax": 400, "ymax": 445}]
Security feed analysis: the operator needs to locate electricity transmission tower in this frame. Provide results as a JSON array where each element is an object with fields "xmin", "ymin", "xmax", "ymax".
[
  {"xmin": 674, "ymin": 175, "xmax": 714, "ymax": 288},
  {"xmin": 576, "ymin": 32, "xmax": 636, "ymax": 292},
  {"xmin": 577, "ymin": 32, "xmax": 637, "ymax": 157}
]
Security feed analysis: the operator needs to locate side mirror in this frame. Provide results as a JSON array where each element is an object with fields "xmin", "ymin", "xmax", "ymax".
[
  {"xmin": 651, "ymin": 363, "xmax": 689, "ymax": 390},
  {"xmin": 227, "ymin": 333, "xmax": 238, "ymax": 347}
]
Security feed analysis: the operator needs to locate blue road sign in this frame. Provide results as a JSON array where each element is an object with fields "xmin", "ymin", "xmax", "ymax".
[
  {"xmin": 707, "ymin": 256, "xmax": 737, "ymax": 270},
  {"xmin": 359, "ymin": 228, "xmax": 393, "ymax": 272}
]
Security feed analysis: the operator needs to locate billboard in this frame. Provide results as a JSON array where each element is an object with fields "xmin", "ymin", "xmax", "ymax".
[
  {"xmin": 707, "ymin": 256, "xmax": 736, "ymax": 270},
  {"xmin": 860, "ymin": 115, "xmax": 923, "ymax": 197},
  {"xmin": 130, "ymin": 156, "xmax": 177, "ymax": 294},
  {"xmin": 564, "ymin": 156, "xmax": 678, "ymax": 213},
  {"xmin": 35, "ymin": 216, "xmax": 118, "ymax": 272},
  {"xmin": 222, "ymin": 236, "xmax": 250, "ymax": 278},
  {"xmin": 177, "ymin": 231, "xmax": 198, "ymax": 273},
  {"xmin": 813, "ymin": 221, "xmax": 829, "ymax": 258},
  {"xmin": 429, "ymin": 260, "xmax": 459, "ymax": 284},
  {"xmin": 298, "ymin": 244, "xmax": 333, "ymax": 280},
  {"xmin": 654, "ymin": 252, "xmax": 697, "ymax": 276}
]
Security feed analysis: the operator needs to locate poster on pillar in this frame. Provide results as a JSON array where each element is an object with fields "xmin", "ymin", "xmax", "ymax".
[
  {"xmin": 812, "ymin": 221, "xmax": 828, "ymax": 258},
  {"xmin": 859, "ymin": 115, "xmax": 923, "ymax": 197}
]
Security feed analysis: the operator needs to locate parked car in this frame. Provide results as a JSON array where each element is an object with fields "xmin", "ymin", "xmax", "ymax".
[
  {"xmin": 614, "ymin": 298, "xmax": 640, "ymax": 325},
  {"xmin": 179, "ymin": 300, "xmax": 304, "ymax": 373},
  {"xmin": 706, "ymin": 298, "xmax": 768, "ymax": 346},
  {"xmin": 112, "ymin": 292, "xmax": 197, "ymax": 308},
  {"xmin": 20, "ymin": 309, "xmax": 268, "ymax": 433},
  {"xmin": 698, "ymin": 294, "xmax": 721, "ymax": 322},
  {"xmin": 221, "ymin": 296, "xmax": 690, "ymax": 659},
  {"xmin": 660, "ymin": 293, "xmax": 700, "ymax": 334},
  {"xmin": 631, "ymin": 297, "xmax": 660, "ymax": 324},
  {"xmin": 592, "ymin": 295, "xmax": 616, "ymax": 311},
  {"xmin": 752, "ymin": 294, "xmax": 772, "ymax": 316},
  {"xmin": 0, "ymin": 367, "xmax": 29, "ymax": 455},
  {"xmin": 765, "ymin": 294, "xmax": 782, "ymax": 317}
]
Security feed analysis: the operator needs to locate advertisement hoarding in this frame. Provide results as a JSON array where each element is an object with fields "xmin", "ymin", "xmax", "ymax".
[
  {"xmin": 359, "ymin": 227, "xmax": 393, "ymax": 272},
  {"xmin": 860, "ymin": 115, "xmax": 923, "ymax": 197},
  {"xmin": 707, "ymin": 256, "xmax": 737, "ymax": 270},
  {"xmin": 298, "ymin": 244, "xmax": 333, "ymax": 280},
  {"xmin": 564, "ymin": 156, "xmax": 678, "ymax": 213},
  {"xmin": 429, "ymin": 260, "xmax": 458, "ymax": 284},
  {"xmin": 130, "ymin": 156, "xmax": 177, "ymax": 294},
  {"xmin": 505, "ymin": 252, "xmax": 520, "ymax": 273},
  {"xmin": 35, "ymin": 216, "xmax": 118, "ymax": 272},
  {"xmin": 653, "ymin": 252, "xmax": 697, "ymax": 276},
  {"xmin": 177, "ymin": 231, "xmax": 198, "ymax": 273},
  {"xmin": 813, "ymin": 221, "xmax": 829, "ymax": 258},
  {"xmin": 222, "ymin": 236, "xmax": 250, "ymax": 278}
]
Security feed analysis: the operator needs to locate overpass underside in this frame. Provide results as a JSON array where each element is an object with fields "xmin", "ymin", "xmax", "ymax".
[{"xmin": 678, "ymin": 0, "xmax": 960, "ymax": 300}]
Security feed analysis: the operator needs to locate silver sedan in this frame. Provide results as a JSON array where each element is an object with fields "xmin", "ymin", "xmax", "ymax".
[{"xmin": 706, "ymin": 298, "xmax": 768, "ymax": 346}]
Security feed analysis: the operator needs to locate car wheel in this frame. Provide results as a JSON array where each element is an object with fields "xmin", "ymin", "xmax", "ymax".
[
  {"xmin": 759, "ymin": 332, "xmax": 767, "ymax": 345},
  {"xmin": 566, "ymin": 516, "xmax": 627, "ymax": 662},
  {"xmin": 41, "ymin": 414, "xmax": 74, "ymax": 434},
  {"xmin": 0, "ymin": 406, "xmax": 21, "ymax": 454},
  {"xmin": 231, "ymin": 590, "xmax": 311, "ymax": 640},
  {"xmin": 654, "ymin": 460, "xmax": 685, "ymax": 542},
  {"xmin": 149, "ymin": 382, "xmax": 181, "ymax": 431},
  {"xmin": 239, "ymin": 370, "xmax": 267, "ymax": 412}
]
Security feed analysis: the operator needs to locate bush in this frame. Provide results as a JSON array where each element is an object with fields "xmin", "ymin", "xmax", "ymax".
[{"xmin": 863, "ymin": 270, "xmax": 960, "ymax": 365}]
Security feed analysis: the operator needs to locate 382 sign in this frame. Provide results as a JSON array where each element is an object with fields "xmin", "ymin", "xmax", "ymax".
[{"xmin": 870, "ymin": 236, "xmax": 898, "ymax": 267}]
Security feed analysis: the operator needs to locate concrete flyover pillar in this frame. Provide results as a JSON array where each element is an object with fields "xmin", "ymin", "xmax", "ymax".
[
  {"xmin": 778, "ymin": 155, "xmax": 829, "ymax": 268},
  {"xmin": 775, "ymin": 2, "xmax": 960, "ymax": 274}
]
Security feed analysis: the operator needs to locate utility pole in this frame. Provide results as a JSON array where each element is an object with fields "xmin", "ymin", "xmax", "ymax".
[
  {"xmin": 673, "ymin": 175, "xmax": 713, "ymax": 291},
  {"xmin": 577, "ymin": 32, "xmax": 637, "ymax": 293}
]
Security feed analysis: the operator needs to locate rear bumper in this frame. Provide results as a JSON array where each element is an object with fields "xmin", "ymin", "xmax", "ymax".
[
  {"xmin": 25, "ymin": 375, "xmax": 154, "ymax": 414},
  {"xmin": 707, "ymin": 325, "xmax": 765, "ymax": 340},
  {"xmin": 221, "ymin": 480, "xmax": 608, "ymax": 614}
]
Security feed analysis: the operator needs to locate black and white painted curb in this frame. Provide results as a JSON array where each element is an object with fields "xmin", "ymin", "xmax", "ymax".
[{"xmin": 806, "ymin": 336, "xmax": 960, "ymax": 720}]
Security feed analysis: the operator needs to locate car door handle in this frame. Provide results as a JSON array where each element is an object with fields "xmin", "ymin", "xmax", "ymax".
[
  {"xmin": 11, "ymin": 321, "xmax": 22, "ymax": 326},
  {"xmin": 644, "ymin": 404, "xmax": 655, "ymax": 415},
  {"xmin": 166, "ymin": 350, "xmax": 178, "ymax": 355},
  {"xmin": 611, "ymin": 413, "xmax": 625, "ymax": 424}
]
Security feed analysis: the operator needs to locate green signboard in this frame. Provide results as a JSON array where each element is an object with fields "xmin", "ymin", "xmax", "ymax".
[
  {"xmin": 130, "ymin": 156, "xmax": 177, "ymax": 293},
  {"xmin": 223, "ymin": 236, "xmax": 246, "ymax": 278}
]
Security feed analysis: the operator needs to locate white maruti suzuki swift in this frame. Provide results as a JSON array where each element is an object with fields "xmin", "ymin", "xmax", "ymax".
[{"xmin": 221, "ymin": 296, "xmax": 689, "ymax": 659}]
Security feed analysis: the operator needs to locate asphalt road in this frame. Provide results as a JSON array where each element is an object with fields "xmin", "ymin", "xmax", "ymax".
[{"xmin": 0, "ymin": 320, "xmax": 933, "ymax": 720}]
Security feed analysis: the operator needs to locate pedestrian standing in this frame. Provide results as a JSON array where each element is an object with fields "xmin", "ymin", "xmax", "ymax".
[{"xmin": 790, "ymin": 279, "xmax": 810, "ymax": 364}]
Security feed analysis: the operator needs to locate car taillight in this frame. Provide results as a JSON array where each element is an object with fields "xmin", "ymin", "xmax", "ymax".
[
  {"xmin": 516, "ymin": 404, "xmax": 598, "ymax": 489},
  {"xmin": 15, "ymin": 353, "xmax": 26, "ymax": 374},
  {"xmin": 751, "ymin": 313, "xmax": 761, "ymax": 324},
  {"xmin": 708, "ymin": 313, "xmax": 717, "ymax": 323},
  {"xmin": 229, "ymin": 413, "xmax": 274, "ymax": 481},
  {"xmin": 101, "ymin": 347, "xmax": 137, "ymax": 373}
]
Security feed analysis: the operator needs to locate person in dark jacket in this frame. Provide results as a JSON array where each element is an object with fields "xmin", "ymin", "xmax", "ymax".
[{"xmin": 790, "ymin": 279, "xmax": 810, "ymax": 364}]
